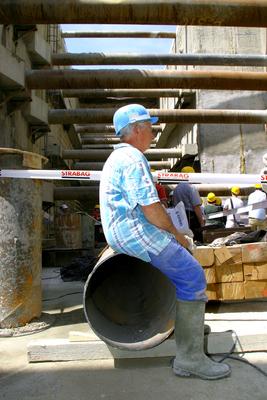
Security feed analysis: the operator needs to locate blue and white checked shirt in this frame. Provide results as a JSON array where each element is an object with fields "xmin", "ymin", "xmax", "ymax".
[{"xmin": 100, "ymin": 143, "xmax": 172, "ymax": 261}]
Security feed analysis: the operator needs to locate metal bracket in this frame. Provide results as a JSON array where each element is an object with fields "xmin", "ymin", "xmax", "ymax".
[
  {"xmin": 13, "ymin": 25, "xmax": 37, "ymax": 42},
  {"xmin": 30, "ymin": 125, "xmax": 50, "ymax": 144}
]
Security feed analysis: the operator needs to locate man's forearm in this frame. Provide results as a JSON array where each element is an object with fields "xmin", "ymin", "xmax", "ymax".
[
  {"xmin": 194, "ymin": 205, "xmax": 205, "ymax": 227},
  {"xmin": 141, "ymin": 202, "xmax": 189, "ymax": 248}
]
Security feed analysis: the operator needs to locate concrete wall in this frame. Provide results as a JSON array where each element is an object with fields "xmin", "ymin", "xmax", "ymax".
[
  {"xmin": 163, "ymin": 27, "xmax": 267, "ymax": 173},
  {"xmin": 0, "ymin": 24, "xmax": 79, "ymax": 157}
]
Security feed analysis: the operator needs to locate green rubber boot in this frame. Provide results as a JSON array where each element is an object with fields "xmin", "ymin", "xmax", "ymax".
[{"xmin": 173, "ymin": 300, "xmax": 231, "ymax": 380}]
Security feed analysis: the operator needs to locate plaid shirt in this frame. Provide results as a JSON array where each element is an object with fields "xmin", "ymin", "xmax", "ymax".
[{"xmin": 100, "ymin": 143, "xmax": 172, "ymax": 261}]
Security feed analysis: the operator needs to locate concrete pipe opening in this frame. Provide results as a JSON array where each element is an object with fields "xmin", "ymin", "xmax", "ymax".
[{"xmin": 83, "ymin": 248, "xmax": 176, "ymax": 350}]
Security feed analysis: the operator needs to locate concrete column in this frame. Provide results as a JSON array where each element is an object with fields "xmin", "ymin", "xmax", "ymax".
[{"xmin": 0, "ymin": 148, "xmax": 46, "ymax": 328}]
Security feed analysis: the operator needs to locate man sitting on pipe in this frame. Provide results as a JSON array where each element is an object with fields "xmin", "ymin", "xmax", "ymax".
[{"xmin": 99, "ymin": 104, "xmax": 230, "ymax": 380}]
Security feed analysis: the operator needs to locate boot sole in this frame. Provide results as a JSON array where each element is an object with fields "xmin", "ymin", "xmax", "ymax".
[{"xmin": 173, "ymin": 366, "xmax": 231, "ymax": 380}]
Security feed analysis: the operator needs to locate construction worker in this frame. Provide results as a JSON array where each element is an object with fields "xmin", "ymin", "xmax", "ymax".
[
  {"xmin": 215, "ymin": 196, "xmax": 227, "ymax": 225},
  {"xmin": 150, "ymin": 169, "xmax": 168, "ymax": 208},
  {"xmin": 223, "ymin": 186, "xmax": 244, "ymax": 228},
  {"xmin": 215, "ymin": 197, "xmax": 222, "ymax": 206},
  {"xmin": 100, "ymin": 104, "xmax": 230, "ymax": 380},
  {"xmin": 248, "ymin": 184, "xmax": 267, "ymax": 231},
  {"xmin": 92, "ymin": 204, "xmax": 101, "ymax": 221},
  {"xmin": 173, "ymin": 166, "xmax": 205, "ymax": 243},
  {"xmin": 204, "ymin": 192, "xmax": 225, "ymax": 228}
]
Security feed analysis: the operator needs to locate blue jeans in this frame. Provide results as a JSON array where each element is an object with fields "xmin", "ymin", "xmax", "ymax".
[{"xmin": 148, "ymin": 238, "xmax": 207, "ymax": 302}]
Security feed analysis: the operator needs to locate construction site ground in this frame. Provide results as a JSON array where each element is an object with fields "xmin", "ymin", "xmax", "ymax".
[{"xmin": 1, "ymin": 267, "xmax": 267, "ymax": 400}]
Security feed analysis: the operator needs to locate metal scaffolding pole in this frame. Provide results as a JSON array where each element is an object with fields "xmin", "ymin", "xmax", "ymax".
[
  {"xmin": 81, "ymin": 137, "xmax": 119, "ymax": 144},
  {"xmin": 0, "ymin": 1, "xmax": 267, "ymax": 27},
  {"xmin": 26, "ymin": 69, "xmax": 267, "ymax": 91},
  {"xmin": 49, "ymin": 108, "xmax": 267, "ymax": 125},
  {"xmin": 54, "ymin": 186, "xmax": 99, "ymax": 200},
  {"xmin": 54, "ymin": 185, "xmax": 254, "ymax": 200},
  {"xmin": 62, "ymin": 148, "xmax": 182, "ymax": 161},
  {"xmin": 73, "ymin": 161, "xmax": 172, "ymax": 170},
  {"xmin": 81, "ymin": 137, "xmax": 157, "ymax": 145},
  {"xmin": 52, "ymin": 52, "xmax": 267, "ymax": 66},
  {"xmin": 75, "ymin": 124, "xmax": 162, "ymax": 134},
  {"xmin": 82, "ymin": 144, "xmax": 156, "ymax": 149},
  {"xmin": 61, "ymin": 31, "xmax": 176, "ymax": 39},
  {"xmin": 63, "ymin": 89, "xmax": 182, "ymax": 99}
]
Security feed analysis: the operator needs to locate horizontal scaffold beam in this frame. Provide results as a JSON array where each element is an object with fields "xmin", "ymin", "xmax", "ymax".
[
  {"xmin": 61, "ymin": 31, "xmax": 176, "ymax": 39},
  {"xmin": 52, "ymin": 52, "xmax": 267, "ymax": 66},
  {"xmin": 81, "ymin": 137, "xmax": 157, "ymax": 145},
  {"xmin": 73, "ymin": 161, "xmax": 172, "ymax": 170},
  {"xmin": 62, "ymin": 148, "xmax": 182, "ymax": 161},
  {"xmin": 26, "ymin": 69, "xmax": 267, "ymax": 91},
  {"xmin": 54, "ymin": 186, "xmax": 99, "ymax": 200},
  {"xmin": 49, "ymin": 108, "xmax": 267, "ymax": 125},
  {"xmin": 75, "ymin": 124, "xmax": 162, "ymax": 134},
  {"xmin": 1, "ymin": 1, "xmax": 267, "ymax": 27},
  {"xmin": 54, "ymin": 185, "xmax": 254, "ymax": 201},
  {"xmin": 63, "ymin": 89, "xmax": 181, "ymax": 99}
]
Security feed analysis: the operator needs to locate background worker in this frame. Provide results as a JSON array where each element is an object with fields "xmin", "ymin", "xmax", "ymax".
[
  {"xmin": 173, "ymin": 166, "xmax": 205, "ymax": 243},
  {"xmin": 248, "ymin": 184, "xmax": 267, "ymax": 231},
  {"xmin": 204, "ymin": 192, "xmax": 225, "ymax": 228},
  {"xmin": 91, "ymin": 204, "xmax": 105, "ymax": 246},
  {"xmin": 92, "ymin": 204, "xmax": 101, "ymax": 221},
  {"xmin": 100, "ymin": 104, "xmax": 230, "ymax": 380},
  {"xmin": 215, "ymin": 196, "xmax": 227, "ymax": 225},
  {"xmin": 151, "ymin": 168, "xmax": 168, "ymax": 208},
  {"xmin": 223, "ymin": 186, "xmax": 244, "ymax": 228}
]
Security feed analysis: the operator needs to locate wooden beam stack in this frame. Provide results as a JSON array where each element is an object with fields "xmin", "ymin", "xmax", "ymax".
[{"xmin": 193, "ymin": 242, "xmax": 267, "ymax": 300}]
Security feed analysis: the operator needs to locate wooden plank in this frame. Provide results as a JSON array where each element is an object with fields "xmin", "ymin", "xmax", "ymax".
[
  {"xmin": 206, "ymin": 284, "xmax": 218, "ymax": 300},
  {"xmin": 215, "ymin": 245, "xmax": 242, "ymax": 266},
  {"xmin": 27, "ymin": 331, "xmax": 267, "ymax": 363},
  {"xmin": 214, "ymin": 246, "xmax": 233, "ymax": 265},
  {"xmin": 204, "ymin": 267, "xmax": 216, "ymax": 284},
  {"xmin": 69, "ymin": 331, "xmax": 99, "ymax": 342},
  {"xmin": 193, "ymin": 246, "xmax": 214, "ymax": 267},
  {"xmin": 215, "ymin": 263, "xmax": 244, "ymax": 283},
  {"xmin": 242, "ymin": 242, "xmax": 267, "ymax": 263},
  {"xmin": 243, "ymin": 263, "xmax": 267, "ymax": 281},
  {"xmin": 219, "ymin": 282, "xmax": 245, "ymax": 300},
  {"xmin": 27, "ymin": 338, "xmax": 176, "ymax": 362},
  {"xmin": 216, "ymin": 282, "xmax": 245, "ymax": 300},
  {"xmin": 244, "ymin": 280, "xmax": 267, "ymax": 299}
]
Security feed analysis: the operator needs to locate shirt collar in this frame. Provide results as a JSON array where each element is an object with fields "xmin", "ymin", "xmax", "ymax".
[{"xmin": 113, "ymin": 143, "xmax": 132, "ymax": 150}]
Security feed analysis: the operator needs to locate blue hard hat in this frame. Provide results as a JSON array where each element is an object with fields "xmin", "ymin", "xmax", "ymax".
[{"xmin": 113, "ymin": 104, "xmax": 158, "ymax": 136}]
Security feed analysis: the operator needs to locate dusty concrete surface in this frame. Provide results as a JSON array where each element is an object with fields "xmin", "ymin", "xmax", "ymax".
[{"xmin": 0, "ymin": 268, "xmax": 267, "ymax": 400}]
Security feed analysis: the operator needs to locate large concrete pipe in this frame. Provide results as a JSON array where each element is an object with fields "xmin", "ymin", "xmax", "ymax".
[
  {"xmin": 83, "ymin": 247, "xmax": 176, "ymax": 350},
  {"xmin": 63, "ymin": 89, "xmax": 181, "ymax": 99},
  {"xmin": 53, "ymin": 52, "xmax": 267, "ymax": 67},
  {"xmin": 63, "ymin": 148, "xmax": 182, "ymax": 161},
  {"xmin": 74, "ymin": 161, "xmax": 172, "ymax": 170},
  {"xmin": 49, "ymin": 108, "xmax": 267, "ymax": 125},
  {"xmin": 0, "ymin": 149, "xmax": 46, "ymax": 328},
  {"xmin": 76, "ymin": 124, "xmax": 162, "ymax": 134},
  {"xmin": 62, "ymin": 31, "xmax": 176, "ymax": 39},
  {"xmin": 0, "ymin": 1, "xmax": 267, "ymax": 27},
  {"xmin": 27, "ymin": 69, "xmax": 267, "ymax": 91}
]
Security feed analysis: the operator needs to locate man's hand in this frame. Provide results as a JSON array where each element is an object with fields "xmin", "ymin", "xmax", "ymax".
[{"xmin": 173, "ymin": 231, "xmax": 190, "ymax": 249}]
